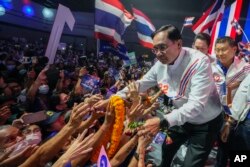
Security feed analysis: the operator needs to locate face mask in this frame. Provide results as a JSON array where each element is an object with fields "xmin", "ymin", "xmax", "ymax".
[
  {"xmin": 17, "ymin": 94, "xmax": 26, "ymax": 103},
  {"xmin": 66, "ymin": 99, "xmax": 74, "ymax": 108},
  {"xmin": 19, "ymin": 69, "xmax": 27, "ymax": 75},
  {"xmin": 25, "ymin": 132, "xmax": 42, "ymax": 145},
  {"xmin": 38, "ymin": 85, "xmax": 49, "ymax": 94},
  {"xmin": 6, "ymin": 65, "xmax": 16, "ymax": 71}
]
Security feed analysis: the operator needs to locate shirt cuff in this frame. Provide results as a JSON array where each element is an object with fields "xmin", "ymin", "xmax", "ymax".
[{"xmin": 164, "ymin": 110, "xmax": 179, "ymax": 127}]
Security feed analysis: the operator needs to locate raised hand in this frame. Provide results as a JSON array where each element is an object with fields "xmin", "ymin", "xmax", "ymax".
[
  {"xmin": 79, "ymin": 67, "xmax": 88, "ymax": 77},
  {"xmin": 61, "ymin": 130, "xmax": 94, "ymax": 163},
  {"xmin": 103, "ymin": 100, "xmax": 115, "ymax": 127},
  {"xmin": 0, "ymin": 106, "xmax": 11, "ymax": 125},
  {"xmin": 127, "ymin": 100, "xmax": 144, "ymax": 122},
  {"xmin": 0, "ymin": 145, "xmax": 38, "ymax": 166},
  {"xmin": 143, "ymin": 102, "xmax": 160, "ymax": 117},
  {"xmin": 85, "ymin": 94, "xmax": 103, "ymax": 106},
  {"xmin": 68, "ymin": 102, "xmax": 91, "ymax": 128},
  {"xmin": 138, "ymin": 117, "xmax": 160, "ymax": 137},
  {"xmin": 37, "ymin": 67, "xmax": 48, "ymax": 82},
  {"xmin": 149, "ymin": 90, "xmax": 163, "ymax": 104},
  {"xmin": 93, "ymin": 99, "xmax": 110, "ymax": 110},
  {"xmin": 127, "ymin": 81, "xmax": 140, "ymax": 101}
]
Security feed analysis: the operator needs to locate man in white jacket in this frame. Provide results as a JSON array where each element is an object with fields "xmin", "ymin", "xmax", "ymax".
[
  {"xmin": 212, "ymin": 37, "xmax": 250, "ymax": 167},
  {"xmin": 117, "ymin": 25, "xmax": 223, "ymax": 167}
]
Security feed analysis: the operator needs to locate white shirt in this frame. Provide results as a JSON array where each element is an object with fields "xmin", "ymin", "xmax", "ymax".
[
  {"xmin": 230, "ymin": 74, "xmax": 250, "ymax": 122},
  {"xmin": 211, "ymin": 57, "xmax": 250, "ymax": 109},
  {"xmin": 117, "ymin": 47, "xmax": 221, "ymax": 127}
]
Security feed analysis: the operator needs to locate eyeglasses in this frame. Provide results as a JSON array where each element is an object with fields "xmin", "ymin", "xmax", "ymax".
[
  {"xmin": 152, "ymin": 44, "xmax": 169, "ymax": 54},
  {"xmin": 215, "ymin": 47, "xmax": 229, "ymax": 54}
]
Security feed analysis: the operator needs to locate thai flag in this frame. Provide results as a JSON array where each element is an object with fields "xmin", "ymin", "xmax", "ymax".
[
  {"xmin": 231, "ymin": 19, "xmax": 242, "ymax": 35},
  {"xmin": 192, "ymin": 0, "xmax": 225, "ymax": 34},
  {"xmin": 95, "ymin": 0, "xmax": 133, "ymax": 45},
  {"xmin": 183, "ymin": 17, "xmax": 195, "ymax": 27},
  {"xmin": 99, "ymin": 40, "xmax": 129, "ymax": 60},
  {"xmin": 132, "ymin": 7, "xmax": 156, "ymax": 49},
  {"xmin": 210, "ymin": 0, "xmax": 243, "ymax": 55}
]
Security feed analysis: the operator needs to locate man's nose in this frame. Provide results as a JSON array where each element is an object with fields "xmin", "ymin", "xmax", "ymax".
[{"xmin": 155, "ymin": 50, "xmax": 164, "ymax": 57}]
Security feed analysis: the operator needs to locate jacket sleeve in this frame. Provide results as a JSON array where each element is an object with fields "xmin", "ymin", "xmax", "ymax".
[
  {"xmin": 165, "ymin": 58, "xmax": 214, "ymax": 127},
  {"xmin": 230, "ymin": 74, "xmax": 250, "ymax": 121},
  {"xmin": 116, "ymin": 64, "xmax": 158, "ymax": 98}
]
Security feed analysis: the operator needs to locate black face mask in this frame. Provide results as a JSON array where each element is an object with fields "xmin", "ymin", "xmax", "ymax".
[{"xmin": 66, "ymin": 98, "xmax": 74, "ymax": 109}]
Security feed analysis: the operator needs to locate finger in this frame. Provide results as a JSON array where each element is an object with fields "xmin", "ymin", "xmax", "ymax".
[
  {"xmin": 0, "ymin": 106, "xmax": 9, "ymax": 110},
  {"xmin": 84, "ymin": 133, "xmax": 95, "ymax": 141},
  {"xmin": 1, "ymin": 147, "xmax": 14, "ymax": 160},
  {"xmin": 106, "ymin": 100, "xmax": 111, "ymax": 113},
  {"xmin": 79, "ymin": 129, "xmax": 88, "ymax": 141},
  {"xmin": 70, "ymin": 148, "xmax": 93, "ymax": 161},
  {"xmin": 77, "ymin": 104, "xmax": 90, "ymax": 113},
  {"xmin": 78, "ymin": 108, "xmax": 91, "ymax": 118},
  {"xmin": 133, "ymin": 81, "xmax": 137, "ymax": 90},
  {"xmin": 74, "ymin": 102, "xmax": 86, "ymax": 111},
  {"xmin": 79, "ymin": 147, "xmax": 93, "ymax": 155}
]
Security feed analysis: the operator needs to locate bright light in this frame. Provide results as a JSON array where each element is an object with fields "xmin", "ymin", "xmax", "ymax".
[
  {"xmin": 0, "ymin": 0, "xmax": 13, "ymax": 9},
  {"xmin": 42, "ymin": 8, "xmax": 54, "ymax": 19},
  {"xmin": 0, "ymin": 5, "xmax": 5, "ymax": 16},
  {"xmin": 22, "ymin": 5, "xmax": 34, "ymax": 16},
  {"xmin": 23, "ymin": 0, "xmax": 30, "ymax": 5}
]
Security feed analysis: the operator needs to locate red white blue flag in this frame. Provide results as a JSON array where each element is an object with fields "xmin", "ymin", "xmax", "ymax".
[
  {"xmin": 95, "ymin": 0, "xmax": 133, "ymax": 45},
  {"xmin": 192, "ymin": 0, "xmax": 225, "ymax": 34},
  {"xmin": 183, "ymin": 17, "xmax": 195, "ymax": 27},
  {"xmin": 132, "ymin": 7, "xmax": 156, "ymax": 49}
]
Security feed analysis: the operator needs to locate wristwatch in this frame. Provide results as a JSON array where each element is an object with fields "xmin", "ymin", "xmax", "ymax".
[{"xmin": 160, "ymin": 117, "xmax": 169, "ymax": 130}]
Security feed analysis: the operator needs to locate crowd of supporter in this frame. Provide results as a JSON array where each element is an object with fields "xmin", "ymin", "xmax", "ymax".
[{"xmin": 0, "ymin": 37, "xmax": 158, "ymax": 167}]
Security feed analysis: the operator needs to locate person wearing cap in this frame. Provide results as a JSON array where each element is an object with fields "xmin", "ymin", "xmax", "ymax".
[{"xmin": 41, "ymin": 111, "xmax": 65, "ymax": 137}]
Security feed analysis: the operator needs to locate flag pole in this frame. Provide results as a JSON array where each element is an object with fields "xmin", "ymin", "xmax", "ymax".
[
  {"xmin": 240, "ymin": 28, "xmax": 250, "ymax": 43},
  {"xmin": 96, "ymin": 39, "xmax": 100, "ymax": 59},
  {"xmin": 180, "ymin": 25, "xmax": 184, "ymax": 34}
]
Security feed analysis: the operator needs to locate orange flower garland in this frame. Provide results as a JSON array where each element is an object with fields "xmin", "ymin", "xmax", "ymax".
[{"xmin": 91, "ymin": 95, "xmax": 125, "ymax": 162}]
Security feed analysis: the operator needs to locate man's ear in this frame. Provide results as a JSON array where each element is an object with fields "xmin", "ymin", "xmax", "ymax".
[
  {"xmin": 192, "ymin": 42, "xmax": 195, "ymax": 48},
  {"xmin": 177, "ymin": 39, "xmax": 182, "ymax": 48},
  {"xmin": 233, "ymin": 46, "xmax": 238, "ymax": 53}
]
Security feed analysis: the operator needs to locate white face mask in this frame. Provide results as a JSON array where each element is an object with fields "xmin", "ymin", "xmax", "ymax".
[
  {"xmin": 25, "ymin": 132, "xmax": 42, "ymax": 145},
  {"xmin": 38, "ymin": 85, "xmax": 49, "ymax": 94},
  {"xmin": 5, "ymin": 132, "xmax": 41, "ymax": 157}
]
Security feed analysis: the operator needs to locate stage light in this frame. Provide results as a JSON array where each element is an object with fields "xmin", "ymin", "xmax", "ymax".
[
  {"xmin": 42, "ymin": 8, "xmax": 54, "ymax": 19},
  {"xmin": 23, "ymin": 0, "xmax": 30, "ymax": 5},
  {"xmin": 22, "ymin": 5, "xmax": 34, "ymax": 16},
  {"xmin": 0, "ymin": 0, "xmax": 13, "ymax": 9},
  {"xmin": 0, "ymin": 5, "xmax": 5, "ymax": 16}
]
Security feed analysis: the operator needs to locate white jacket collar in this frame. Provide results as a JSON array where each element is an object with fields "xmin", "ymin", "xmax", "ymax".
[{"xmin": 169, "ymin": 48, "xmax": 185, "ymax": 70}]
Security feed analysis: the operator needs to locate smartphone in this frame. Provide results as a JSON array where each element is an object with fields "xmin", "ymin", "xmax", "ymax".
[{"xmin": 22, "ymin": 111, "xmax": 48, "ymax": 124}]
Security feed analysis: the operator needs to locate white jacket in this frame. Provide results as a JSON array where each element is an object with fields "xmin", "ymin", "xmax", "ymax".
[
  {"xmin": 230, "ymin": 74, "xmax": 250, "ymax": 122},
  {"xmin": 117, "ymin": 47, "xmax": 222, "ymax": 127},
  {"xmin": 211, "ymin": 57, "xmax": 250, "ymax": 110}
]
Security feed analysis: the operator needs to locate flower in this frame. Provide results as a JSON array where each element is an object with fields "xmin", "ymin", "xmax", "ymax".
[{"xmin": 91, "ymin": 95, "xmax": 125, "ymax": 162}]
